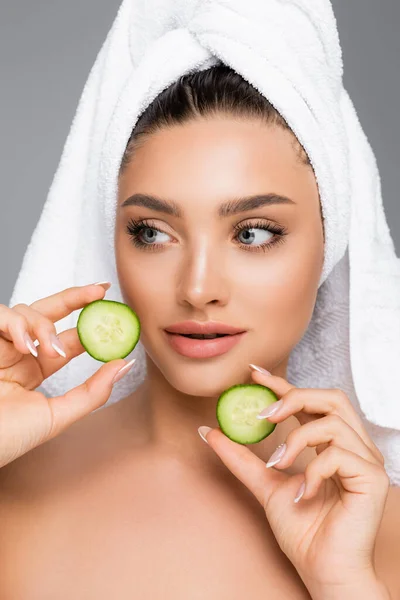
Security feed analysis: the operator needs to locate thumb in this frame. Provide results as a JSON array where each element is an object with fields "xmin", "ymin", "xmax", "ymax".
[
  {"xmin": 47, "ymin": 358, "xmax": 136, "ymax": 438},
  {"xmin": 199, "ymin": 426, "xmax": 288, "ymax": 508}
]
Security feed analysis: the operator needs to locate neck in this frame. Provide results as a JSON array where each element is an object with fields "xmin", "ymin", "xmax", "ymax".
[{"xmin": 128, "ymin": 355, "xmax": 289, "ymax": 471}]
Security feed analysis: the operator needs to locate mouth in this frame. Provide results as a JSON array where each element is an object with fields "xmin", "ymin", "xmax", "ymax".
[
  {"xmin": 163, "ymin": 330, "xmax": 247, "ymax": 358},
  {"xmin": 172, "ymin": 333, "xmax": 229, "ymax": 339}
]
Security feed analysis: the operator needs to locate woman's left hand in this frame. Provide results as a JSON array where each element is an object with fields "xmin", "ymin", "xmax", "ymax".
[{"xmin": 198, "ymin": 366, "xmax": 390, "ymax": 591}]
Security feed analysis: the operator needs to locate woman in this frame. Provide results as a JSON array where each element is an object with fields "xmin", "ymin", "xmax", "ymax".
[{"xmin": 1, "ymin": 2, "xmax": 399, "ymax": 599}]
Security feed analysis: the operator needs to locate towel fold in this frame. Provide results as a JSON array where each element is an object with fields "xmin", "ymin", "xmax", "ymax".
[{"xmin": 8, "ymin": 0, "xmax": 400, "ymax": 484}]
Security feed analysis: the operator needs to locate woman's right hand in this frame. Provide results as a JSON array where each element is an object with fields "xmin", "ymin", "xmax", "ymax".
[{"xmin": 0, "ymin": 283, "xmax": 135, "ymax": 468}]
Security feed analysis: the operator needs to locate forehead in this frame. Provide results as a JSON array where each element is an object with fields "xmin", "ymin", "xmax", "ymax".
[{"xmin": 118, "ymin": 116, "xmax": 316, "ymax": 211}]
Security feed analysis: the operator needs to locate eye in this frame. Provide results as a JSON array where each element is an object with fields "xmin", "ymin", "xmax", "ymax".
[
  {"xmin": 233, "ymin": 219, "xmax": 287, "ymax": 252},
  {"xmin": 137, "ymin": 227, "xmax": 170, "ymax": 245},
  {"xmin": 126, "ymin": 218, "xmax": 172, "ymax": 250},
  {"xmin": 236, "ymin": 227, "xmax": 273, "ymax": 246}
]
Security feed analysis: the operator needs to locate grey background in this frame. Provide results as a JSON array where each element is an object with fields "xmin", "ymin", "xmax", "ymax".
[{"xmin": 1, "ymin": 0, "xmax": 399, "ymax": 305}]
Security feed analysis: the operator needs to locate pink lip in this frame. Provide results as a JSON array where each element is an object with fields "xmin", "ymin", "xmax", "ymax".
[
  {"xmin": 164, "ymin": 331, "xmax": 247, "ymax": 358},
  {"xmin": 165, "ymin": 320, "xmax": 245, "ymax": 335}
]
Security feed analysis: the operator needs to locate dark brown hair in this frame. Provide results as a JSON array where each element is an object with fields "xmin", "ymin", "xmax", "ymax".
[{"xmin": 119, "ymin": 62, "xmax": 312, "ymax": 173}]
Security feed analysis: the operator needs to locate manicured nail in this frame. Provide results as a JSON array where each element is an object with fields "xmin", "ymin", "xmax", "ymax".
[
  {"xmin": 198, "ymin": 426, "xmax": 212, "ymax": 444},
  {"xmin": 294, "ymin": 480, "xmax": 306, "ymax": 503},
  {"xmin": 24, "ymin": 332, "xmax": 38, "ymax": 357},
  {"xmin": 266, "ymin": 442, "xmax": 287, "ymax": 468},
  {"xmin": 249, "ymin": 364, "xmax": 272, "ymax": 376},
  {"xmin": 112, "ymin": 358, "xmax": 136, "ymax": 384},
  {"xmin": 50, "ymin": 333, "xmax": 67, "ymax": 358},
  {"xmin": 92, "ymin": 281, "xmax": 112, "ymax": 289},
  {"xmin": 256, "ymin": 399, "xmax": 283, "ymax": 419}
]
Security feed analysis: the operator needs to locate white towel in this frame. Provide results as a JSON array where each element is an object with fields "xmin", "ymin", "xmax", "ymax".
[{"xmin": 8, "ymin": 0, "xmax": 400, "ymax": 485}]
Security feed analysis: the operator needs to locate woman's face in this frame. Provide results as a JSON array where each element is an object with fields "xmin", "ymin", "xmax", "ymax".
[{"xmin": 115, "ymin": 116, "xmax": 324, "ymax": 397}]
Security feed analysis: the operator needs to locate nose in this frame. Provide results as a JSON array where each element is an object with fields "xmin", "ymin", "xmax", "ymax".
[{"xmin": 176, "ymin": 242, "xmax": 230, "ymax": 309}]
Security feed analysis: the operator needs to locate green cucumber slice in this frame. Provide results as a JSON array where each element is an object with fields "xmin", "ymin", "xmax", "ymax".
[
  {"xmin": 216, "ymin": 384, "xmax": 279, "ymax": 444},
  {"xmin": 77, "ymin": 299, "xmax": 140, "ymax": 362}
]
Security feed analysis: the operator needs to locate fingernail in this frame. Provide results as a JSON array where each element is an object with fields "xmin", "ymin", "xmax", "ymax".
[
  {"xmin": 24, "ymin": 332, "xmax": 38, "ymax": 357},
  {"xmin": 249, "ymin": 364, "xmax": 272, "ymax": 376},
  {"xmin": 112, "ymin": 358, "xmax": 136, "ymax": 384},
  {"xmin": 266, "ymin": 442, "xmax": 287, "ymax": 468},
  {"xmin": 92, "ymin": 281, "xmax": 112, "ymax": 289},
  {"xmin": 198, "ymin": 426, "xmax": 212, "ymax": 444},
  {"xmin": 294, "ymin": 480, "xmax": 306, "ymax": 503},
  {"xmin": 50, "ymin": 333, "xmax": 67, "ymax": 358},
  {"xmin": 256, "ymin": 399, "xmax": 283, "ymax": 419}
]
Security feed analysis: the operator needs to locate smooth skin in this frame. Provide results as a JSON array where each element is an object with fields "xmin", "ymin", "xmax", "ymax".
[{"xmin": 0, "ymin": 116, "xmax": 398, "ymax": 599}]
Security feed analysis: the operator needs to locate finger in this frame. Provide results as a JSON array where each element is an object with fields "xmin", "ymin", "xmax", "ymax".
[
  {"xmin": 198, "ymin": 426, "xmax": 287, "ymax": 508},
  {"xmin": 249, "ymin": 365, "xmax": 296, "ymax": 398},
  {"xmin": 0, "ymin": 284, "xmax": 110, "ymax": 359},
  {"xmin": 0, "ymin": 303, "xmax": 39, "ymax": 358},
  {"xmin": 8, "ymin": 328, "xmax": 88, "ymax": 390},
  {"xmin": 11, "ymin": 303, "xmax": 67, "ymax": 359},
  {"xmin": 299, "ymin": 445, "xmax": 390, "ymax": 502},
  {"xmin": 46, "ymin": 358, "xmax": 135, "ymax": 438},
  {"xmin": 10, "ymin": 283, "xmax": 111, "ymax": 328},
  {"xmin": 33, "ymin": 327, "xmax": 89, "ymax": 383},
  {"xmin": 254, "ymin": 381, "xmax": 384, "ymax": 466},
  {"xmin": 268, "ymin": 415, "xmax": 382, "ymax": 474}
]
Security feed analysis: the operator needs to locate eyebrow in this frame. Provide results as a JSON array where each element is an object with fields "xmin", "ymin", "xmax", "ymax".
[{"xmin": 121, "ymin": 192, "xmax": 295, "ymax": 218}]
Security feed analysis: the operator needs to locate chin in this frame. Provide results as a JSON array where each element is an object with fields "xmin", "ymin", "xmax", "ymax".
[
  {"xmin": 143, "ymin": 333, "xmax": 257, "ymax": 396},
  {"xmin": 159, "ymin": 360, "xmax": 252, "ymax": 398},
  {"xmin": 166, "ymin": 377, "xmax": 227, "ymax": 398}
]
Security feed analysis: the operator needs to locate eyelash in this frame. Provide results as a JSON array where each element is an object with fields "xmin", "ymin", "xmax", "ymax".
[{"xmin": 125, "ymin": 218, "xmax": 288, "ymax": 253}]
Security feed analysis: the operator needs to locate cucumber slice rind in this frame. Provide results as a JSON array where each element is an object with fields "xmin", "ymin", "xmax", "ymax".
[
  {"xmin": 77, "ymin": 299, "xmax": 140, "ymax": 362},
  {"xmin": 216, "ymin": 383, "xmax": 279, "ymax": 445}
]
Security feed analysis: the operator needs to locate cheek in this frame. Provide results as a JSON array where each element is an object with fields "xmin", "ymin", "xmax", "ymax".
[
  {"xmin": 117, "ymin": 262, "xmax": 164, "ymax": 317},
  {"xmin": 236, "ymin": 242, "xmax": 321, "ymax": 351},
  {"xmin": 115, "ymin": 239, "xmax": 173, "ymax": 324}
]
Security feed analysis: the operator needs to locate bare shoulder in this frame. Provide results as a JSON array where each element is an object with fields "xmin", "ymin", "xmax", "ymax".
[
  {"xmin": 0, "ymin": 393, "xmax": 150, "ymax": 597},
  {"xmin": 0, "ymin": 393, "xmax": 141, "ymax": 499}
]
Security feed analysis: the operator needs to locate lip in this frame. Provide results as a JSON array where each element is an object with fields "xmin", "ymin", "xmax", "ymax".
[
  {"xmin": 164, "ymin": 321, "xmax": 246, "ymax": 335},
  {"xmin": 164, "ymin": 330, "xmax": 247, "ymax": 358}
]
